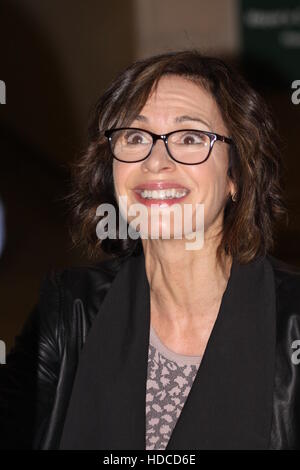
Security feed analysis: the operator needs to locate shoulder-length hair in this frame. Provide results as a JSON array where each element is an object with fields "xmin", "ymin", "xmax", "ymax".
[{"xmin": 65, "ymin": 49, "xmax": 288, "ymax": 265}]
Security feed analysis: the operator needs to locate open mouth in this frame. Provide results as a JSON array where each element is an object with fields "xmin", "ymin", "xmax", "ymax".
[{"xmin": 133, "ymin": 188, "xmax": 190, "ymax": 206}]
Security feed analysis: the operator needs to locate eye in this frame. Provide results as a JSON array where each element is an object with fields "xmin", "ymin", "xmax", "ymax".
[
  {"xmin": 173, "ymin": 131, "xmax": 207, "ymax": 145},
  {"xmin": 124, "ymin": 130, "xmax": 151, "ymax": 145}
]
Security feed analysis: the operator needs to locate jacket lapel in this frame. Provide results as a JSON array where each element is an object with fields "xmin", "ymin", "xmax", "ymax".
[
  {"xmin": 59, "ymin": 252, "xmax": 151, "ymax": 450},
  {"xmin": 166, "ymin": 253, "xmax": 276, "ymax": 450},
  {"xmin": 59, "ymin": 251, "xmax": 276, "ymax": 450}
]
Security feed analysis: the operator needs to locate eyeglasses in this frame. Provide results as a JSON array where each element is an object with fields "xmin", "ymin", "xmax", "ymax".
[{"xmin": 104, "ymin": 127, "xmax": 233, "ymax": 165}]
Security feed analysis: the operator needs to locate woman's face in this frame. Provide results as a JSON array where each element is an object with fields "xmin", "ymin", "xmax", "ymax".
[{"xmin": 112, "ymin": 74, "xmax": 235, "ymax": 243}]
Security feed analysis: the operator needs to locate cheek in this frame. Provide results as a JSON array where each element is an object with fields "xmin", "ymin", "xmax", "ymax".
[
  {"xmin": 190, "ymin": 161, "xmax": 229, "ymax": 202},
  {"xmin": 113, "ymin": 162, "xmax": 139, "ymax": 203},
  {"xmin": 189, "ymin": 165, "xmax": 215, "ymax": 195}
]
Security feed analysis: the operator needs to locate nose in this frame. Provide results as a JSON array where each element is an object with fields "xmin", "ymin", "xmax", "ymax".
[{"xmin": 141, "ymin": 137, "xmax": 175, "ymax": 172}]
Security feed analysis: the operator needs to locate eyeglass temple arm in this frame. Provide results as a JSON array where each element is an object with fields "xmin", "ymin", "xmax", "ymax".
[{"xmin": 215, "ymin": 134, "xmax": 233, "ymax": 145}]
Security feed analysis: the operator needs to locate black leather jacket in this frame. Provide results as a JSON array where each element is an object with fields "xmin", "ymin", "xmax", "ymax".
[{"xmin": 0, "ymin": 252, "xmax": 300, "ymax": 450}]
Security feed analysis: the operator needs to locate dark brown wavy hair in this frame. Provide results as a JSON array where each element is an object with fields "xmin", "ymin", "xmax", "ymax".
[{"xmin": 64, "ymin": 49, "xmax": 289, "ymax": 265}]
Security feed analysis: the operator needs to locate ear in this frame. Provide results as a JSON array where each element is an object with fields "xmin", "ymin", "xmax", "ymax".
[
  {"xmin": 226, "ymin": 174, "xmax": 237, "ymax": 199},
  {"xmin": 229, "ymin": 181, "xmax": 237, "ymax": 199}
]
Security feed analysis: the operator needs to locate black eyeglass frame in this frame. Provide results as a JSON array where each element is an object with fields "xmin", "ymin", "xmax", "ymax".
[{"xmin": 104, "ymin": 127, "xmax": 233, "ymax": 165}]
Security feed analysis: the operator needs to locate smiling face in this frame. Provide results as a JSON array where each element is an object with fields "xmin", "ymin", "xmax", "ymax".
[{"xmin": 112, "ymin": 74, "xmax": 235, "ymax": 243}]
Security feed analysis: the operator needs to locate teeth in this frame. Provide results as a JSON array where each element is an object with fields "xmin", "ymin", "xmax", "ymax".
[{"xmin": 139, "ymin": 188, "xmax": 188, "ymax": 199}]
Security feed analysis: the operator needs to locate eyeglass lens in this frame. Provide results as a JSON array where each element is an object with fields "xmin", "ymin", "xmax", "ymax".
[{"xmin": 110, "ymin": 128, "xmax": 211, "ymax": 163}]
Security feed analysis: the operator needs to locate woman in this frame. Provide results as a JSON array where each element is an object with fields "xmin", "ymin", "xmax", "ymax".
[{"xmin": 1, "ymin": 50, "xmax": 300, "ymax": 450}]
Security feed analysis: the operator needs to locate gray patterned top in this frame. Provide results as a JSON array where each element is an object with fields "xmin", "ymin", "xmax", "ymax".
[{"xmin": 146, "ymin": 325, "xmax": 202, "ymax": 450}]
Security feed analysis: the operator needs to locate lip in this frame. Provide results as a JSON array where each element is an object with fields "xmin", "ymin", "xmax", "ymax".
[{"xmin": 132, "ymin": 181, "xmax": 190, "ymax": 207}]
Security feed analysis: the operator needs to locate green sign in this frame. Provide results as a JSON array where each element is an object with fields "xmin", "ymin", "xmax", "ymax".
[{"xmin": 241, "ymin": 0, "xmax": 300, "ymax": 88}]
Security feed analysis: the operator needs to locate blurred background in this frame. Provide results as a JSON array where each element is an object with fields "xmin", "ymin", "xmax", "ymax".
[{"xmin": 0, "ymin": 0, "xmax": 300, "ymax": 351}]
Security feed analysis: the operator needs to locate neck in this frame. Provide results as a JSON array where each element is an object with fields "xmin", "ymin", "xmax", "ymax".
[{"xmin": 141, "ymin": 235, "xmax": 232, "ymax": 330}]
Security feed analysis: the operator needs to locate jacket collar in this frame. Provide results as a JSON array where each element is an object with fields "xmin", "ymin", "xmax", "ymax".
[{"xmin": 59, "ymin": 250, "xmax": 276, "ymax": 450}]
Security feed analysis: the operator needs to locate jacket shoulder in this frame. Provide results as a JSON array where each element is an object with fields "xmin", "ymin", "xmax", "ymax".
[
  {"xmin": 52, "ymin": 256, "xmax": 124, "ymax": 345},
  {"xmin": 267, "ymin": 254, "xmax": 300, "ymax": 316},
  {"xmin": 0, "ymin": 256, "xmax": 123, "ymax": 449},
  {"xmin": 267, "ymin": 254, "xmax": 300, "ymax": 282},
  {"xmin": 55, "ymin": 256, "xmax": 123, "ymax": 293}
]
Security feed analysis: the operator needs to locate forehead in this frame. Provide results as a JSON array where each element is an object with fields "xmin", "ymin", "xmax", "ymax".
[{"xmin": 136, "ymin": 75, "xmax": 224, "ymax": 130}]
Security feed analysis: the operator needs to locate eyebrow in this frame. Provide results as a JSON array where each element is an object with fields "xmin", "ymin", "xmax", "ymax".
[{"xmin": 133, "ymin": 114, "xmax": 211, "ymax": 129}]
